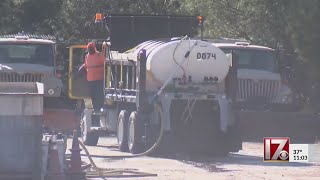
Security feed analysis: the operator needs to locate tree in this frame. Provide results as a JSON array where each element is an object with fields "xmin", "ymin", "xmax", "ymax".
[
  {"xmin": 0, "ymin": 0, "xmax": 20, "ymax": 34},
  {"xmin": 179, "ymin": 0, "xmax": 293, "ymax": 48},
  {"xmin": 1, "ymin": 0, "xmax": 320, "ymax": 99}
]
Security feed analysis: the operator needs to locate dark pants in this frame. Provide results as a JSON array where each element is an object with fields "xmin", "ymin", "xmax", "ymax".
[{"xmin": 88, "ymin": 80, "xmax": 104, "ymax": 112}]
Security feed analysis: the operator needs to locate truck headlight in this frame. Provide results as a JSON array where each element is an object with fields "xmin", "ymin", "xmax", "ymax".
[
  {"xmin": 281, "ymin": 95, "xmax": 292, "ymax": 103},
  {"xmin": 281, "ymin": 96, "xmax": 288, "ymax": 103},
  {"xmin": 275, "ymin": 83, "xmax": 293, "ymax": 104}
]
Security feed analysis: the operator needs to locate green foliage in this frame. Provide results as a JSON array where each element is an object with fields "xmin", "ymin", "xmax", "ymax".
[
  {"xmin": 0, "ymin": 0, "xmax": 320, "ymax": 82},
  {"xmin": 0, "ymin": 0, "xmax": 20, "ymax": 34},
  {"xmin": 284, "ymin": 0, "xmax": 320, "ymax": 80},
  {"xmin": 179, "ymin": 0, "xmax": 292, "ymax": 48}
]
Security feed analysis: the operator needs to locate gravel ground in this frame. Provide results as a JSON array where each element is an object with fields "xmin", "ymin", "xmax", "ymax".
[{"xmin": 66, "ymin": 137, "xmax": 320, "ymax": 180}]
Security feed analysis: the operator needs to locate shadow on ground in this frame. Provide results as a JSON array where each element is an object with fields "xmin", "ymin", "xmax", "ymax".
[
  {"xmin": 150, "ymin": 152, "xmax": 317, "ymax": 173},
  {"xmin": 96, "ymin": 144, "xmax": 119, "ymax": 150},
  {"xmin": 239, "ymin": 111, "xmax": 320, "ymax": 144},
  {"xmin": 242, "ymin": 136, "xmax": 318, "ymax": 144}
]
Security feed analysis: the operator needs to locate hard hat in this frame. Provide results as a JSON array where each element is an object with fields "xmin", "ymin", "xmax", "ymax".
[{"xmin": 87, "ymin": 42, "xmax": 96, "ymax": 49}]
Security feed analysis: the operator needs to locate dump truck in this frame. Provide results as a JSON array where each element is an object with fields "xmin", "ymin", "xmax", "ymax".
[
  {"xmin": 208, "ymin": 39, "xmax": 315, "ymax": 141},
  {"xmin": 0, "ymin": 33, "xmax": 63, "ymax": 97},
  {"xmin": 210, "ymin": 39, "xmax": 303, "ymax": 112},
  {"xmin": 0, "ymin": 33, "xmax": 82, "ymax": 179},
  {"xmin": 68, "ymin": 14, "xmax": 242, "ymax": 155},
  {"xmin": 0, "ymin": 33, "xmax": 78, "ymax": 133}
]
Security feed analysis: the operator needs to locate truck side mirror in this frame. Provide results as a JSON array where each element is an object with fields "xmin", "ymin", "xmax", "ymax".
[{"xmin": 226, "ymin": 53, "xmax": 233, "ymax": 67}]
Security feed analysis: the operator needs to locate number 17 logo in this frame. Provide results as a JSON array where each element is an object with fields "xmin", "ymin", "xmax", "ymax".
[{"xmin": 264, "ymin": 137, "xmax": 290, "ymax": 162}]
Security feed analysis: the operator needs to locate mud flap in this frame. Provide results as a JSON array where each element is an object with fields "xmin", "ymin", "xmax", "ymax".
[
  {"xmin": 169, "ymin": 99, "xmax": 223, "ymax": 154},
  {"xmin": 217, "ymin": 96, "xmax": 243, "ymax": 152},
  {"xmin": 217, "ymin": 95, "xmax": 234, "ymax": 133},
  {"xmin": 225, "ymin": 119, "xmax": 243, "ymax": 152}
]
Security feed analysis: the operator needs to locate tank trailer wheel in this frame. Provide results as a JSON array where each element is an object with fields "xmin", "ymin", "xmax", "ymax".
[
  {"xmin": 117, "ymin": 110, "xmax": 129, "ymax": 152},
  {"xmin": 128, "ymin": 111, "xmax": 144, "ymax": 154},
  {"xmin": 81, "ymin": 112, "xmax": 99, "ymax": 146}
]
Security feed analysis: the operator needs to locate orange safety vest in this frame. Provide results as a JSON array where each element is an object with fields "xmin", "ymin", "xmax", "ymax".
[{"xmin": 84, "ymin": 52, "xmax": 105, "ymax": 81}]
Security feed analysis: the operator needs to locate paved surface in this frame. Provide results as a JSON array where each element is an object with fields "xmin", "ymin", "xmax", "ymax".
[{"xmin": 67, "ymin": 137, "xmax": 320, "ymax": 180}]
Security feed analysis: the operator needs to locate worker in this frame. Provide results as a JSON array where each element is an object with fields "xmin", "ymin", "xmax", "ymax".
[{"xmin": 75, "ymin": 42, "xmax": 105, "ymax": 113}]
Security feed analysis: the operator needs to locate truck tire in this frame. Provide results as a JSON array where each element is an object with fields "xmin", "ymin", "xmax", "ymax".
[
  {"xmin": 81, "ymin": 112, "xmax": 99, "ymax": 146},
  {"xmin": 117, "ymin": 110, "xmax": 129, "ymax": 152},
  {"xmin": 128, "ymin": 111, "xmax": 143, "ymax": 154}
]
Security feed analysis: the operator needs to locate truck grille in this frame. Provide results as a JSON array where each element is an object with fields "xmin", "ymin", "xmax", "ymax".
[
  {"xmin": 0, "ymin": 72, "xmax": 43, "ymax": 82},
  {"xmin": 237, "ymin": 79, "xmax": 281, "ymax": 99}
]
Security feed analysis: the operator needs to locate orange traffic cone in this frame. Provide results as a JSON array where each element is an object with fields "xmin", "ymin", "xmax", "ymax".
[
  {"xmin": 45, "ymin": 139, "xmax": 66, "ymax": 180},
  {"xmin": 67, "ymin": 130, "xmax": 86, "ymax": 180}
]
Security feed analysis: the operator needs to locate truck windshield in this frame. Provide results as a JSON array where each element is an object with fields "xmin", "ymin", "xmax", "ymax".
[
  {"xmin": 0, "ymin": 43, "xmax": 54, "ymax": 66},
  {"xmin": 222, "ymin": 48, "xmax": 277, "ymax": 72}
]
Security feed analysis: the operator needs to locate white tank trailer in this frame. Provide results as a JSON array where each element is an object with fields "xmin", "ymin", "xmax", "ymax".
[
  {"xmin": 78, "ymin": 38, "xmax": 242, "ymax": 155},
  {"xmin": 125, "ymin": 39, "xmax": 230, "ymax": 92}
]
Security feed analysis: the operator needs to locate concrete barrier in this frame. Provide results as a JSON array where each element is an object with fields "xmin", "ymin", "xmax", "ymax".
[{"xmin": 0, "ymin": 82, "xmax": 44, "ymax": 180}]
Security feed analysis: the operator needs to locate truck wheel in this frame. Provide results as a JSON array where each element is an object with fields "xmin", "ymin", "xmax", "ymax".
[
  {"xmin": 117, "ymin": 110, "xmax": 129, "ymax": 152},
  {"xmin": 81, "ymin": 112, "xmax": 99, "ymax": 146},
  {"xmin": 128, "ymin": 111, "xmax": 143, "ymax": 154}
]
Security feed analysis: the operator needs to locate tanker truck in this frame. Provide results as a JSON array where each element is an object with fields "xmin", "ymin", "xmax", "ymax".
[{"xmin": 68, "ymin": 14, "xmax": 242, "ymax": 155}]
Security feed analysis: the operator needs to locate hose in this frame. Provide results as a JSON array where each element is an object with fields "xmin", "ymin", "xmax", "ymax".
[
  {"xmin": 78, "ymin": 103, "xmax": 165, "ymax": 171},
  {"xmin": 79, "ymin": 139, "xmax": 160, "ymax": 177},
  {"xmin": 173, "ymin": 35, "xmax": 188, "ymax": 75}
]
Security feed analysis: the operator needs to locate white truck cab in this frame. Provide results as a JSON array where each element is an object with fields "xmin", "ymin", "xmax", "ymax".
[
  {"xmin": 212, "ymin": 40, "xmax": 300, "ymax": 112},
  {"xmin": 0, "ymin": 33, "xmax": 69, "ymax": 112}
]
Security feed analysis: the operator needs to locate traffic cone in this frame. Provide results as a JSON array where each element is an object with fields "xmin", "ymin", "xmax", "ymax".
[
  {"xmin": 66, "ymin": 130, "xmax": 86, "ymax": 180},
  {"xmin": 45, "ymin": 139, "xmax": 66, "ymax": 180}
]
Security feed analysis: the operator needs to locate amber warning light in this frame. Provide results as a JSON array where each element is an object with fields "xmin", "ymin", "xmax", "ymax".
[
  {"xmin": 197, "ymin": 16, "xmax": 203, "ymax": 23},
  {"xmin": 95, "ymin": 13, "xmax": 103, "ymax": 23}
]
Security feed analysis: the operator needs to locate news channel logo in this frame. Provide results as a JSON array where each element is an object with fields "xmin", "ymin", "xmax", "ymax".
[{"xmin": 264, "ymin": 137, "xmax": 319, "ymax": 163}]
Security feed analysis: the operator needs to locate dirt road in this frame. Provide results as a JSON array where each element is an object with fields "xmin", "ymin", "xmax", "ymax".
[{"xmin": 66, "ymin": 137, "xmax": 320, "ymax": 180}]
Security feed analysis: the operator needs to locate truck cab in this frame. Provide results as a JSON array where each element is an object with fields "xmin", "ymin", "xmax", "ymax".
[
  {"xmin": 211, "ymin": 40, "xmax": 301, "ymax": 111},
  {"xmin": 0, "ymin": 33, "xmax": 63, "ymax": 99},
  {"xmin": 0, "ymin": 33, "xmax": 81, "ymax": 131}
]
